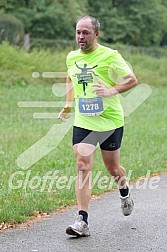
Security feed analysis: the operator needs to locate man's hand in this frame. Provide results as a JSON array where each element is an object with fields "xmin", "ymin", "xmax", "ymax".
[
  {"xmin": 92, "ymin": 82, "xmax": 115, "ymax": 97},
  {"xmin": 92, "ymin": 73, "xmax": 138, "ymax": 97},
  {"xmin": 58, "ymin": 106, "xmax": 71, "ymax": 121}
]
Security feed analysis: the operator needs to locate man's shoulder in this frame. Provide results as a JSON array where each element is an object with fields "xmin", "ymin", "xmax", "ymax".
[
  {"xmin": 67, "ymin": 50, "xmax": 80, "ymax": 60},
  {"xmin": 98, "ymin": 44, "xmax": 118, "ymax": 55}
]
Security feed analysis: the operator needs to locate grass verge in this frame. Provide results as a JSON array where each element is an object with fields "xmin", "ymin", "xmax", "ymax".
[
  {"xmin": 0, "ymin": 83, "xmax": 167, "ymax": 224},
  {"xmin": 0, "ymin": 42, "xmax": 167, "ymax": 224}
]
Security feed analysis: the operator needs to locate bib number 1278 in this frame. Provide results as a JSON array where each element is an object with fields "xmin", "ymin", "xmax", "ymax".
[
  {"xmin": 82, "ymin": 103, "xmax": 99, "ymax": 111},
  {"xmin": 79, "ymin": 97, "xmax": 104, "ymax": 116}
]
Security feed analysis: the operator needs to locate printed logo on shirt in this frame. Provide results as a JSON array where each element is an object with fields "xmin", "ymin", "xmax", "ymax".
[{"xmin": 73, "ymin": 62, "xmax": 98, "ymax": 95}]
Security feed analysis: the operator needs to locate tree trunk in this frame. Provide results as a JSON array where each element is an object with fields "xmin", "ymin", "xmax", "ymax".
[{"xmin": 23, "ymin": 33, "xmax": 30, "ymax": 50}]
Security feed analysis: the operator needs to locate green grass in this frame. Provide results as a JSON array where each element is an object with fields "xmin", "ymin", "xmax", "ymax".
[
  {"xmin": 0, "ymin": 43, "xmax": 167, "ymax": 224},
  {"xmin": 1, "ymin": 84, "xmax": 166, "ymax": 223},
  {"xmin": 0, "ymin": 42, "xmax": 69, "ymax": 87}
]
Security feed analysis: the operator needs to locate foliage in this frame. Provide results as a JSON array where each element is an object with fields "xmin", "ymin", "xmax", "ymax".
[
  {"xmin": 0, "ymin": 42, "xmax": 167, "ymax": 87},
  {"xmin": 0, "ymin": 0, "xmax": 167, "ymax": 45},
  {"xmin": 160, "ymin": 32, "xmax": 167, "ymax": 47},
  {"xmin": 0, "ymin": 42, "xmax": 68, "ymax": 86},
  {"xmin": 1, "ymin": 0, "xmax": 88, "ymax": 39},
  {"xmin": 30, "ymin": 38, "xmax": 76, "ymax": 49},
  {"xmin": 88, "ymin": 0, "xmax": 167, "ymax": 46},
  {"xmin": 0, "ymin": 13, "xmax": 24, "ymax": 44}
]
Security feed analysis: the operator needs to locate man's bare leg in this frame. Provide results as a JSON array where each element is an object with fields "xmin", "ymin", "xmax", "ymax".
[
  {"xmin": 74, "ymin": 143, "xmax": 95, "ymax": 212},
  {"xmin": 101, "ymin": 148, "xmax": 134, "ymax": 216}
]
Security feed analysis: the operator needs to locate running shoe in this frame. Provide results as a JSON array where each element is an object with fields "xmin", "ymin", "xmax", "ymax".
[
  {"xmin": 66, "ymin": 215, "xmax": 90, "ymax": 237},
  {"xmin": 120, "ymin": 194, "xmax": 134, "ymax": 216}
]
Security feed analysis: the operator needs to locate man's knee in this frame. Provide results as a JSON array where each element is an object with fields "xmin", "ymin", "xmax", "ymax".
[
  {"xmin": 106, "ymin": 163, "xmax": 120, "ymax": 176},
  {"xmin": 76, "ymin": 159, "xmax": 91, "ymax": 172}
]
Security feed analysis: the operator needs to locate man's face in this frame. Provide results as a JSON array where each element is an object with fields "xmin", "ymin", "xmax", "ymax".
[{"xmin": 76, "ymin": 18, "xmax": 98, "ymax": 52}]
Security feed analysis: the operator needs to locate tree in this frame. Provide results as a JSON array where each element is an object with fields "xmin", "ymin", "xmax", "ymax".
[
  {"xmin": 1, "ymin": 0, "xmax": 167, "ymax": 47},
  {"xmin": 0, "ymin": 13, "xmax": 24, "ymax": 44},
  {"xmin": 1, "ymin": 0, "xmax": 88, "ymax": 40},
  {"xmin": 88, "ymin": 0, "xmax": 167, "ymax": 46}
]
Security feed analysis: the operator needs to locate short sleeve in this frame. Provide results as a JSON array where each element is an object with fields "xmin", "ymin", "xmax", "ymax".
[{"xmin": 112, "ymin": 51, "xmax": 132, "ymax": 78}]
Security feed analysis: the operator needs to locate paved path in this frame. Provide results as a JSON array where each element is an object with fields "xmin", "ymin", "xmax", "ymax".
[{"xmin": 0, "ymin": 174, "xmax": 167, "ymax": 252}]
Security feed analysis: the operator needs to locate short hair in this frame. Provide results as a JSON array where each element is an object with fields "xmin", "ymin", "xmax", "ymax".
[{"xmin": 76, "ymin": 15, "xmax": 100, "ymax": 32}]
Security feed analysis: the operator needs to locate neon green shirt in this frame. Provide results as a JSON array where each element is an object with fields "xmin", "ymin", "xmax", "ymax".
[{"xmin": 66, "ymin": 44, "xmax": 131, "ymax": 131}]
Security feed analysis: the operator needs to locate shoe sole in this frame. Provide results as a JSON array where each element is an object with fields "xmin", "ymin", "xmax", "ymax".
[
  {"xmin": 122, "ymin": 200, "xmax": 134, "ymax": 216},
  {"xmin": 66, "ymin": 227, "xmax": 90, "ymax": 237}
]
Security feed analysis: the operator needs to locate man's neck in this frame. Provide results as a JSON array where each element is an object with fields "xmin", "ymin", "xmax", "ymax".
[{"xmin": 80, "ymin": 43, "xmax": 99, "ymax": 54}]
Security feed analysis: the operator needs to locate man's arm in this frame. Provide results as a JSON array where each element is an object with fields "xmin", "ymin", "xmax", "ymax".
[
  {"xmin": 92, "ymin": 72, "xmax": 138, "ymax": 97},
  {"xmin": 110, "ymin": 72, "xmax": 138, "ymax": 95},
  {"xmin": 58, "ymin": 76, "xmax": 74, "ymax": 121},
  {"xmin": 65, "ymin": 75, "xmax": 74, "ymax": 106}
]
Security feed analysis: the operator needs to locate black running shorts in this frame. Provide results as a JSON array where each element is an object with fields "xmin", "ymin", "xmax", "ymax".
[{"xmin": 72, "ymin": 126, "xmax": 124, "ymax": 151}]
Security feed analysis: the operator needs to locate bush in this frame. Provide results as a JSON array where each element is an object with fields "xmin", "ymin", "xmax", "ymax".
[
  {"xmin": 30, "ymin": 38, "xmax": 76, "ymax": 50},
  {"xmin": 0, "ymin": 14, "xmax": 24, "ymax": 44}
]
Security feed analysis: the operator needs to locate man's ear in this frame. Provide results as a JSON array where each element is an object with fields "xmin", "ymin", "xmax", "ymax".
[{"xmin": 95, "ymin": 32, "xmax": 99, "ymax": 37}]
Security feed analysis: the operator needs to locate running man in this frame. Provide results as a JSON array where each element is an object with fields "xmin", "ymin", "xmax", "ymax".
[{"xmin": 58, "ymin": 15, "xmax": 138, "ymax": 237}]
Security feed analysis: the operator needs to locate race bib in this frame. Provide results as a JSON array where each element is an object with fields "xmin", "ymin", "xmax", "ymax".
[{"xmin": 79, "ymin": 97, "xmax": 104, "ymax": 116}]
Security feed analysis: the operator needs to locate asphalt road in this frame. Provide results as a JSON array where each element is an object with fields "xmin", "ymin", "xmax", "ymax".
[{"xmin": 0, "ymin": 174, "xmax": 167, "ymax": 252}]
